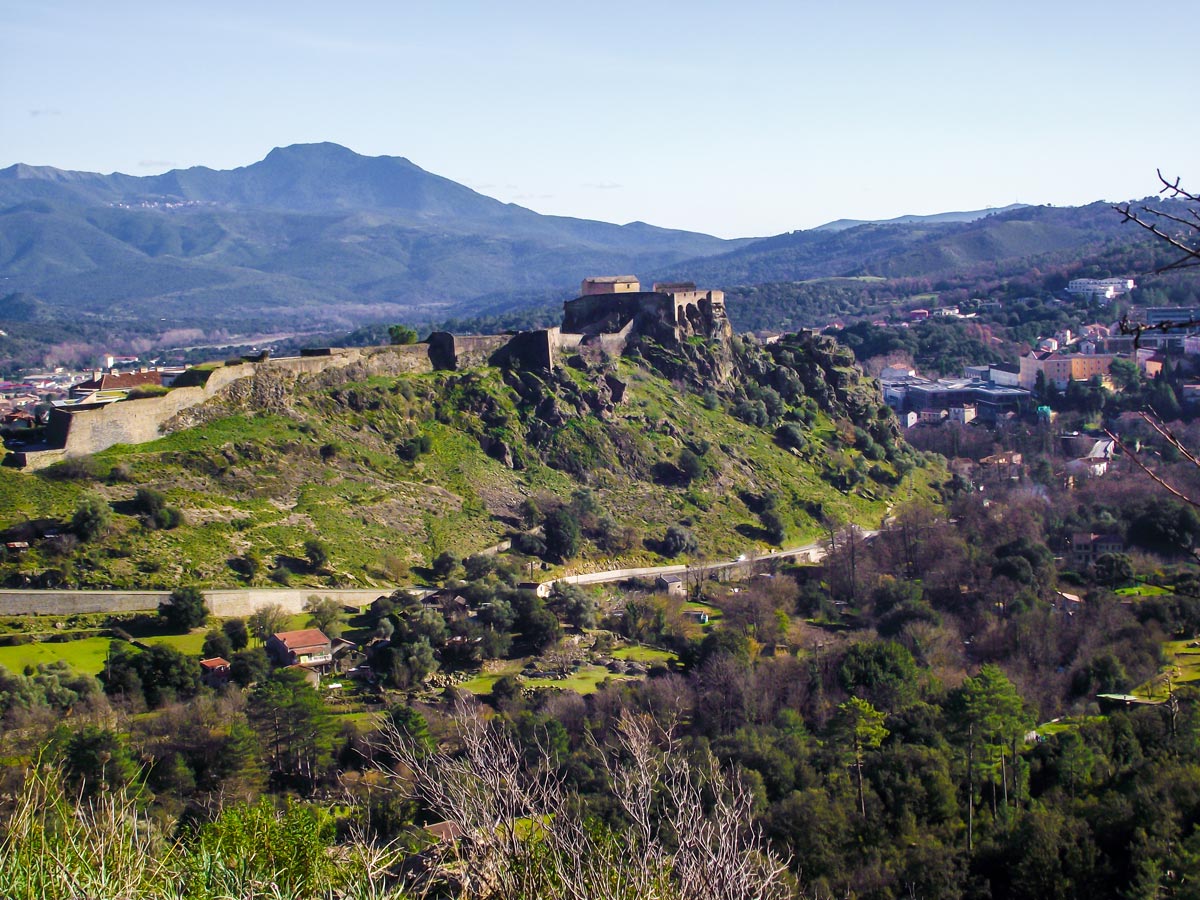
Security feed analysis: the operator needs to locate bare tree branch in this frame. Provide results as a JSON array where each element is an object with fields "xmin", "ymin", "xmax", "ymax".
[
  {"xmin": 1104, "ymin": 427, "xmax": 1200, "ymax": 510},
  {"xmin": 380, "ymin": 702, "xmax": 793, "ymax": 899},
  {"xmin": 1113, "ymin": 171, "xmax": 1200, "ymax": 273}
]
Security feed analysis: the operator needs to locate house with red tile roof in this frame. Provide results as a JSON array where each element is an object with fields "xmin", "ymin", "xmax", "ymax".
[
  {"xmin": 199, "ymin": 657, "xmax": 231, "ymax": 688},
  {"xmin": 267, "ymin": 629, "xmax": 333, "ymax": 669}
]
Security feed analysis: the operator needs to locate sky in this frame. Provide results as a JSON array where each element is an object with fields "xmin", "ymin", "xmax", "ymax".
[{"xmin": 3, "ymin": 0, "xmax": 1198, "ymax": 239}]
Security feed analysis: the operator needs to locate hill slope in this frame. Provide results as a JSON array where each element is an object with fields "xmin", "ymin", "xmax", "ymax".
[
  {"xmin": 664, "ymin": 202, "xmax": 1155, "ymax": 288},
  {"xmin": 0, "ymin": 334, "xmax": 931, "ymax": 589},
  {"xmin": 813, "ymin": 203, "xmax": 1028, "ymax": 232}
]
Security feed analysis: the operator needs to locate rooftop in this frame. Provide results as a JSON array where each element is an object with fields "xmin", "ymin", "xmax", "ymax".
[{"xmin": 272, "ymin": 628, "xmax": 331, "ymax": 650}]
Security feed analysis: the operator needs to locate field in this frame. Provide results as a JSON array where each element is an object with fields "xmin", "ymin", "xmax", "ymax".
[
  {"xmin": 1135, "ymin": 637, "xmax": 1200, "ymax": 699},
  {"xmin": 610, "ymin": 645, "xmax": 676, "ymax": 664},
  {"xmin": 141, "ymin": 630, "xmax": 208, "ymax": 655},
  {"xmin": 1115, "ymin": 584, "xmax": 1172, "ymax": 598},
  {"xmin": 0, "ymin": 636, "xmax": 113, "ymax": 675},
  {"xmin": 458, "ymin": 650, "xmax": 657, "ymax": 697},
  {"xmin": 458, "ymin": 661, "xmax": 522, "ymax": 695},
  {"xmin": 525, "ymin": 664, "xmax": 622, "ymax": 695}
]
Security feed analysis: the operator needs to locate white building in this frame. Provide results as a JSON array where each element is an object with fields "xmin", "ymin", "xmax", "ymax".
[{"xmin": 1067, "ymin": 278, "xmax": 1135, "ymax": 299}]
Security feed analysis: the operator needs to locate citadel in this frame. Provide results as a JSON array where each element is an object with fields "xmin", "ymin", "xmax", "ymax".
[{"xmin": 7, "ymin": 276, "xmax": 732, "ymax": 470}]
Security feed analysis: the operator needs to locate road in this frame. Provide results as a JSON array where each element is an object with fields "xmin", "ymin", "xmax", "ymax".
[
  {"xmin": 542, "ymin": 530, "xmax": 879, "ymax": 592},
  {"xmin": 0, "ymin": 531, "xmax": 879, "ymax": 614}
]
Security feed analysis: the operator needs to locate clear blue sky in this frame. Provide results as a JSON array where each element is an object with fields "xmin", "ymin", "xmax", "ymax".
[{"xmin": 4, "ymin": 0, "xmax": 1197, "ymax": 238}]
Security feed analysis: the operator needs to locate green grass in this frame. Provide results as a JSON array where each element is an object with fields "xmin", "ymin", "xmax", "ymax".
[
  {"xmin": 1115, "ymin": 583, "xmax": 1171, "ymax": 597},
  {"xmin": 611, "ymin": 645, "xmax": 676, "ymax": 664},
  {"xmin": 459, "ymin": 659, "xmax": 639, "ymax": 696},
  {"xmin": 0, "ymin": 637, "xmax": 113, "ymax": 675},
  {"xmin": 141, "ymin": 630, "xmax": 207, "ymax": 655},
  {"xmin": 525, "ymin": 664, "xmax": 621, "ymax": 695},
  {"xmin": 1036, "ymin": 715, "xmax": 1103, "ymax": 737},
  {"xmin": 1133, "ymin": 637, "xmax": 1200, "ymax": 699},
  {"xmin": 683, "ymin": 600, "xmax": 722, "ymax": 622},
  {"xmin": 459, "ymin": 660, "xmax": 522, "ymax": 694}
]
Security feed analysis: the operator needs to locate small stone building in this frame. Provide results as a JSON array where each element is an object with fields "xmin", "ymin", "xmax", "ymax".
[{"xmin": 656, "ymin": 574, "xmax": 685, "ymax": 597}]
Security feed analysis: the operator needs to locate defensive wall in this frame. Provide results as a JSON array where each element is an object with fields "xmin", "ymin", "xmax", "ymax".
[
  {"xmin": 17, "ymin": 345, "xmax": 433, "ymax": 470},
  {"xmin": 426, "ymin": 333, "xmax": 510, "ymax": 371},
  {"xmin": 10, "ymin": 278, "xmax": 728, "ymax": 470}
]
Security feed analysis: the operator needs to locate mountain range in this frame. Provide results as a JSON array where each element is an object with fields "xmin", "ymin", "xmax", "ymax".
[{"xmin": 0, "ymin": 143, "xmax": 1161, "ymax": 364}]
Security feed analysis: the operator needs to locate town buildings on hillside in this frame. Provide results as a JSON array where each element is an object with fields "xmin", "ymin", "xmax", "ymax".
[
  {"xmin": 1018, "ymin": 350, "xmax": 1116, "ymax": 391},
  {"xmin": 881, "ymin": 370, "xmax": 1030, "ymax": 424}
]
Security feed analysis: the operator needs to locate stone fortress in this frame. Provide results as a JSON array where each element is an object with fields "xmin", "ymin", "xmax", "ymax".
[
  {"xmin": 8, "ymin": 276, "xmax": 731, "ymax": 469},
  {"xmin": 431, "ymin": 276, "xmax": 732, "ymax": 372}
]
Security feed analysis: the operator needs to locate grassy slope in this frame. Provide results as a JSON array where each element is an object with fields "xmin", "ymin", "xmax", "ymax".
[
  {"xmin": 0, "ymin": 636, "xmax": 112, "ymax": 674},
  {"xmin": 0, "ymin": 357, "xmax": 933, "ymax": 590}
]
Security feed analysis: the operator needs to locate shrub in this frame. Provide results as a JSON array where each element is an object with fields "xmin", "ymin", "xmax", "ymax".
[
  {"xmin": 71, "ymin": 495, "xmax": 111, "ymax": 541},
  {"xmin": 662, "ymin": 524, "xmax": 698, "ymax": 558},
  {"xmin": 678, "ymin": 448, "xmax": 703, "ymax": 485},
  {"xmin": 125, "ymin": 385, "xmax": 170, "ymax": 400},
  {"xmin": 222, "ymin": 618, "xmax": 249, "ymax": 651},
  {"xmin": 432, "ymin": 554, "xmax": 458, "ymax": 580},
  {"xmin": 202, "ymin": 628, "xmax": 232, "ymax": 660},
  {"xmin": 134, "ymin": 487, "xmax": 167, "ymax": 515},
  {"xmin": 304, "ymin": 539, "xmax": 330, "ymax": 573},
  {"xmin": 776, "ymin": 422, "xmax": 807, "ymax": 451},
  {"xmin": 107, "ymin": 462, "xmax": 134, "ymax": 483},
  {"xmin": 397, "ymin": 433, "xmax": 432, "ymax": 461},
  {"xmin": 388, "ymin": 324, "xmax": 419, "ymax": 345},
  {"xmin": 544, "ymin": 508, "xmax": 581, "ymax": 561},
  {"xmin": 46, "ymin": 457, "xmax": 102, "ymax": 481}
]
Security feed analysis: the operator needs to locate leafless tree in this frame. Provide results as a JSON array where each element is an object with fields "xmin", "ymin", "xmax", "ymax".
[
  {"xmin": 380, "ymin": 698, "xmax": 793, "ymax": 900},
  {"xmin": 1106, "ymin": 411, "xmax": 1200, "ymax": 511},
  {"xmin": 1114, "ymin": 171, "xmax": 1200, "ymax": 272},
  {"xmin": 1113, "ymin": 173, "xmax": 1200, "ymax": 345}
]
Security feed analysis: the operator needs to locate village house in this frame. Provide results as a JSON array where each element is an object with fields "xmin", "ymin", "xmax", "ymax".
[
  {"xmin": 1070, "ymin": 532, "xmax": 1124, "ymax": 569},
  {"xmin": 199, "ymin": 657, "xmax": 231, "ymax": 688},
  {"xmin": 267, "ymin": 628, "xmax": 333, "ymax": 669},
  {"xmin": 948, "ymin": 405, "xmax": 977, "ymax": 425}
]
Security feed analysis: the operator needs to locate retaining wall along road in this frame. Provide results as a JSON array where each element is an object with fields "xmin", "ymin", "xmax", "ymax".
[{"xmin": 0, "ymin": 588, "xmax": 393, "ymax": 618}]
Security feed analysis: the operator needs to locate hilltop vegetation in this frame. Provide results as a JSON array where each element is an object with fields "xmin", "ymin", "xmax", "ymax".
[{"xmin": 0, "ymin": 331, "xmax": 930, "ymax": 589}]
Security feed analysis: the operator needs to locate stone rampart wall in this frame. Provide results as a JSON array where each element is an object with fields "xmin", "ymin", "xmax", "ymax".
[
  {"xmin": 427, "ymin": 333, "xmax": 511, "ymax": 371},
  {"xmin": 22, "ymin": 347, "xmax": 435, "ymax": 470}
]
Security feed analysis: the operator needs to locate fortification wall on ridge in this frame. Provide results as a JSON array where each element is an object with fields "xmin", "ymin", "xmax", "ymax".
[
  {"xmin": 21, "ymin": 346, "xmax": 435, "ymax": 469},
  {"xmin": 427, "ymin": 333, "xmax": 511, "ymax": 370}
]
